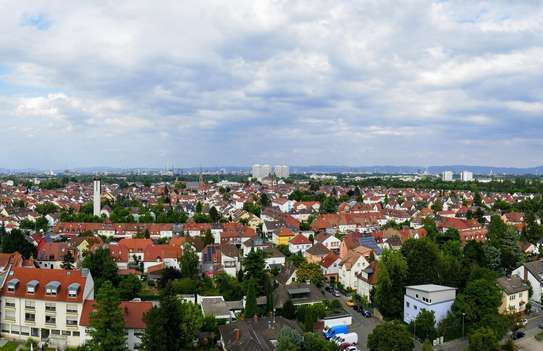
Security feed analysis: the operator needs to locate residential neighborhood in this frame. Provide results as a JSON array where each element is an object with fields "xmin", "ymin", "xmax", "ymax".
[{"xmin": 0, "ymin": 172, "xmax": 542, "ymax": 351}]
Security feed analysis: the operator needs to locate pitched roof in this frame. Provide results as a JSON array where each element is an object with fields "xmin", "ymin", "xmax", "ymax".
[
  {"xmin": 1, "ymin": 267, "xmax": 89, "ymax": 303},
  {"xmin": 289, "ymin": 234, "xmax": 311, "ymax": 245},
  {"xmin": 321, "ymin": 252, "xmax": 339, "ymax": 268},
  {"xmin": 80, "ymin": 300, "xmax": 153, "ymax": 329},
  {"xmin": 305, "ymin": 243, "xmax": 330, "ymax": 257}
]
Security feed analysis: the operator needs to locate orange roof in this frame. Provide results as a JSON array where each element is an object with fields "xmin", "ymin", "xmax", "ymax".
[
  {"xmin": 321, "ymin": 252, "xmax": 339, "ymax": 268},
  {"xmin": 1, "ymin": 267, "xmax": 89, "ymax": 303},
  {"xmin": 144, "ymin": 245, "xmax": 180, "ymax": 261},
  {"xmin": 289, "ymin": 234, "xmax": 311, "ymax": 245},
  {"xmin": 278, "ymin": 227, "xmax": 295, "ymax": 237},
  {"xmin": 80, "ymin": 300, "xmax": 153, "ymax": 329},
  {"xmin": 118, "ymin": 238, "xmax": 153, "ymax": 252}
]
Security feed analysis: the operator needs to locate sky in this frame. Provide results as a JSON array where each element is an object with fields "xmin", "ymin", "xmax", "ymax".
[{"xmin": 0, "ymin": 0, "xmax": 542, "ymax": 169}]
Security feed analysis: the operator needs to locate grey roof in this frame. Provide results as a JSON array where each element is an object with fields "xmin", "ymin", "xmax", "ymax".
[
  {"xmin": 27, "ymin": 280, "xmax": 39, "ymax": 289},
  {"xmin": 497, "ymin": 276, "xmax": 529, "ymax": 295},
  {"xmin": 305, "ymin": 242, "xmax": 330, "ymax": 256},
  {"xmin": 219, "ymin": 316, "xmax": 301, "ymax": 351},
  {"xmin": 7, "ymin": 278, "xmax": 19, "ymax": 288},
  {"xmin": 406, "ymin": 284, "xmax": 456, "ymax": 293},
  {"xmin": 359, "ymin": 236, "xmax": 382, "ymax": 255},
  {"xmin": 201, "ymin": 297, "xmax": 231, "ymax": 318},
  {"xmin": 68, "ymin": 282, "xmax": 80, "ymax": 292},
  {"xmin": 524, "ymin": 260, "xmax": 543, "ymax": 283},
  {"xmin": 274, "ymin": 283, "xmax": 325, "ymax": 308}
]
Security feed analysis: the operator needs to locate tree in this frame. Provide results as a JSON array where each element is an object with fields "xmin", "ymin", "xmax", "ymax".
[
  {"xmin": 141, "ymin": 286, "xmax": 203, "ymax": 351},
  {"xmin": 259, "ymin": 193, "xmax": 271, "ymax": 208},
  {"xmin": 159, "ymin": 267, "xmax": 182, "ymax": 289},
  {"xmin": 244, "ymin": 278, "xmax": 257, "ymax": 318},
  {"xmin": 242, "ymin": 249, "xmax": 267, "ymax": 292},
  {"xmin": 302, "ymin": 332, "xmax": 340, "ymax": 351},
  {"xmin": 367, "ymin": 320, "xmax": 414, "ymax": 351},
  {"xmin": 265, "ymin": 274, "xmax": 274, "ymax": 313},
  {"xmin": 400, "ymin": 238, "xmax": 440, "ymax": 285},
  {"xmin": 180, "ymin": 243, "xmax": 199, "ymax": 279},
  {"xmin": 281, "ymin": 299, "xmax": 296, "ymax": 319},
  {"xmin": 0, "ymin": 229, "xmax": 36, "ymax": 259},
  {"xmin": 61, "ymin": 250, "xmax": 75, "ymax": 270},
  {"xmin": 468, "ymin": 327, "xmax": 498, "ymax": 351},
  {"xmin": 296, "ymin": 263, "xmax": 325, "ymax": 286},
  {"xmin": 431, "ymin": 199, "xmax": 443, "ymax": 212},
  {"xmin": 277, "ymin": 327, "xmax": 303, "ymax": 351},
  {"xmin": 87, "ymin": 281, "xmax": 126, "ymax": 351},
  {"xmin": 411, "ymin": 309, "xmax": 437, "ymax": 342},
  {"xmin": 118, "ymin": 275, "xmax": 142, "ymax": 300},
  {"xmin": 202, "ymin": 229, "xmax": 214, "ymax": 246},
  {"xmin": 82, "ymin": 248, "xmax": 118, "ymax": 290},
  {"xmin": 374, "ymin": 250, "xmax": 408, "ymax": 318},
  {"xmin": 209, "ymin": 206, "xmax": 221, "ymax": 223}
]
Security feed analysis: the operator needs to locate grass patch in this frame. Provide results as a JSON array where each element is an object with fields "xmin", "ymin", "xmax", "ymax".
[
  {"xmin": 0, "ymin": 342, "xmax": 19, "ymax": 351},
  {"xmin": 535, "ymin": 331, "xmax": 543, "ymax": 342}
]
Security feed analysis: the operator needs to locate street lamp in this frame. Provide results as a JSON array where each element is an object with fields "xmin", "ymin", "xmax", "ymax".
[{"xmin": 462, "ymin": 313, "xmax": 466, "ymax": 339}]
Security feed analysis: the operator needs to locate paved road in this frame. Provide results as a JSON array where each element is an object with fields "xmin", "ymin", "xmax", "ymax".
[
  {"xmin": 323, "ymin": 291, "xmax": 382, "ymax": 350},
  {"xmin": 515, "ymin": 313, "xmax": 543, "ymax": 351}
]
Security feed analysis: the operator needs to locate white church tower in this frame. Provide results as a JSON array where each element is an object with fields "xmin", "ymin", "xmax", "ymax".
[{"xmin": 93, "ymin": 178, "xmax": 101, "ymax": 217}]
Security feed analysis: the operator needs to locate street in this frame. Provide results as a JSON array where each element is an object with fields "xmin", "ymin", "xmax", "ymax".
[
  {"xmin": 323, "ymin": 290, "xmax": 382, "ymax": 350},
  {"xmin": 515, "ymin": 313, "xmax": 543, "ymax": 351}
]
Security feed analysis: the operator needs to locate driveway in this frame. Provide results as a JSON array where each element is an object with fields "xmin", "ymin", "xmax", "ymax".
[{"xmin": 323, "ymin": 290, "xmax": 382, "ymax": 350}]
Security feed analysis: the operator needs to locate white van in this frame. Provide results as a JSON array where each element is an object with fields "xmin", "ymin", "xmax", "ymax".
[{"xmin": 333, "ymin": 332, "xmax": 358, "ymax": 346}]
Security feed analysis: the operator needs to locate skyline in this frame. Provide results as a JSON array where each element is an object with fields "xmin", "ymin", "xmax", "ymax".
[{"xmin": 1, "ymin": 1, "xmax": 542, "ymax": 168}]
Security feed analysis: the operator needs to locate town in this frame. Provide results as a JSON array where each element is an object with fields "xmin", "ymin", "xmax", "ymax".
[{"xmin": 0, "ymin": 168, "xmax": 541, "ymax": 351}]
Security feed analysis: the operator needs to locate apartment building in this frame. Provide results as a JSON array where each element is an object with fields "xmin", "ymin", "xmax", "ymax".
[
  {"xmin": 0, "ymin": 267, "xmax": 94, "ymax": 349},
  {"xmin": 404, "ymin": 284, "xmax": 456, "ymax": 325}
]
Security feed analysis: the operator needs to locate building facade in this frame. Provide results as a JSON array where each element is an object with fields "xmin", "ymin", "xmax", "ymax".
[{"xmin": 403, "ymin": 284, "xmax": 456, "ymax": 325}]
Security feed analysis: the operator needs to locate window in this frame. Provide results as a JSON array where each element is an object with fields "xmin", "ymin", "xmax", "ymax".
[
  {"xmin": 406, "ymin": 301, "xmax": 410, "ymax": 307},
  {"xmin": 20, "ymin": 326, "xmax": 29, "ymax": 336},
  {"xmin": 25, "ymin": 313, "xmax": 35, "ymax": 322},
  {"xmin": 45, "ymin": 303, "xmax": 56, "ymax": 312},
  {"xmin": 25, "ymin": 300, "xmax": 35, "ymax": 310},
  {"xmin": 51, "ymin": 329, "xmax": 60, "ymax": 335},
  {"xmin": 62, "ymin": 331, "xmax": 70, "ymax": 336},
  {"xmin": 45, "ymin": 315, "xmax": 56, "ymax": 325},
  {"xmin": 414, "ymin": 305, "xmax": 418, "ymax": 310},
  {"xmin": 5, "ymin": 300, "xmax": 15, "ymax": 308},
  {"xmin": 66, "ymin": 304, "xmax": 78, "ymax": 314},
  {"xmin": 1, "ymin": 324, "xmax": 9, "ymax": 333},
  {"xmin": 510, "ymin": 294, "xmax": 516, "ymax": 300},
  {"xmin": 66, "ymin": 319, "xmax": 78, "ymax": 327},
  {"xmin": 31, "ymin": 328, "xmax": 39, "ymax": 337},
  {"xmin": 73, "ymin": 331, "xmax": 80, "ymax": 337},
  {"xmin": 5, "ymin": 310, "xmax": 15, "ymax": 321}
]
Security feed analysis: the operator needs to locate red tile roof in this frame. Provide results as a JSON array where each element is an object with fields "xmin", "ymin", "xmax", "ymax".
[
  {"xmin": 80, "ymin": 300, "xmax": 153, "ymax": 329},
  {"xmin": 289, "ymin": 234, "xmax": 311, "ymax": 245}
]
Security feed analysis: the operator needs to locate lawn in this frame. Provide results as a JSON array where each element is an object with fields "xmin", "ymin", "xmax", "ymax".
[{"xmin": 0, "ymin": 342, "xmax": 19, "ymax": 351}]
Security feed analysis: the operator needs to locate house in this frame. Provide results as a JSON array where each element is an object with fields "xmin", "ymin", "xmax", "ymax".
[
  {"xmin": 262, "ymin": 247, "xmax": 286, "ymax": 270},
  {"xmin": 403, "ymin": 284, "xmax": 456, "ymax": 325},
  {"xmin": 0, "ymin": 267, "xmax": 94, "ymax": 348},
  {"xmin": 219, "ymin": 316, "xmax": 301, "ymax": 351},
  {"xmin": 273, "ymin": 283, "xmax": 326, "ymax": 308},
  {"xmin": 80, "ymin": 300, "xmax": 153, "ymax": 351},
  {"xmin": 36, "ymin": 242, "xmax": 71, "ymax": 269},
  {"xmin": 143, "ymin": 245, "xmax": 181, "ymax": 272},
  {"xmin": 118, "ymin": 238, "xmax": 153, "ymax": 263},
  {"xmin": 320, "ymin": 253, "xmax": 341, "ymax": 283},
  {"xmin": 220, "ymin": 244, "xmax": 241, "ymax": 277},
  {"xmin": 512, "ymin": 260, "xmax": 543, "ymax": 304},
  {"xmin": 273, "ymin": 227, "xmax": 295, "ymax": 246},
  {"xmin": 497, "ymin": 275, "xmax": 530, "ymax": 314},
  {"xmin": 304, "ymin": 243, "xmax": 330, "ymax": 264},
  {"xmin": 338, "ymin": 248, "xmax": 372, "ymax": 290},
  {"xmin": 356, "ymin": 260, "xmax": 379, "ymax": 299},
  {"xmin": 288, "ymin": 234, "xmax": 312, "ymax": 254},
  {"xmin": 314, "ymin": 233, "xmax": 341, "ymax": 252}
]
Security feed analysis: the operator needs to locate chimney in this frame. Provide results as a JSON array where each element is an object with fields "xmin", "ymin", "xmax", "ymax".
[{"xmin": 233, "ymin": 328, "xmax": 240, "ymax": 342}]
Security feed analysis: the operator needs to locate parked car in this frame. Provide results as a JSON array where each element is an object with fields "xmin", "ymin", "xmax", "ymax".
[
  {"xmin": 333, "ymin": 290, "xmax": 341, "ymax": 297},
  {"xmin": 340, "ymin": 342, "xmax": 357, "ymax": 350},
  {"xmin": 345, "ymin": 347, "xmax": 360, "ymax": 351},
  {"xmin": 361, "ymin": 310, "xmax": 372, "ymax": 318},
  {"xmin": 333, "ymin": 332, "xmax": 358, "ymax": 346},
  {"xmin": 346, "ymin": 299, "xmax": 355, "ymax": 307},
  {"xmin": 512, "ymin": 330, "xmax": 525, "ymax": 340},
  {"xmin": 520, "ymin": 318, "xmax": 528, "ymax": 327},
  {"xmin": 323, "ymin": 325, "xmax": 349, "ymax": 339},
  {"xmin": 538, "ymin": 321, "xmax": 543, "ymax": 329}
]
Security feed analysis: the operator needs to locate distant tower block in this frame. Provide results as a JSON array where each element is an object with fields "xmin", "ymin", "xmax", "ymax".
[{"xmin": 93, "ymin": 178, "xmax": 101, "ymax": 217}]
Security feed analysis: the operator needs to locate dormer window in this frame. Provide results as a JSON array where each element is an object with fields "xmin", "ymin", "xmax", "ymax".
[
  {"xmin": 67, "ymin": 283, "xmax": 80, "ymax": 298},
  {"xmin": 46, "ymin": 281, "xmax": 61, "ymax": 296},
  {"xmin": 26, "ymin": 280, "xmax": 39, "ymax": 294},
  {"xmin": 7, "ymin": 279, "xmax": 19, "ymax": 292}
]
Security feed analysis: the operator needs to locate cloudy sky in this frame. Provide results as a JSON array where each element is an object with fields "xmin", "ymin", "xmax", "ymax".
[{"xmin": 1, "ymin": 0, "xmax": 542, "ymax": 169}]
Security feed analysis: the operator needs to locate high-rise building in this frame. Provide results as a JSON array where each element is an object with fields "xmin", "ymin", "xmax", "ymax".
[
  {"xmin": 93, "ymin": 178, "xmax": 101, "ymax": 217},
  {"xmin": 441, "ymin": 171, "xmax": 453, "ymax": 182},
  {"xmin": 460, "ymin": 171, "xmax": 474, "ymax": 182},
  {"xmin": 274, "ymin": 165, "xmax": 289, "ymax": 178},
  {"xmin": 251, "ymin": 164, "xmax": 271, "ymax": 180}
]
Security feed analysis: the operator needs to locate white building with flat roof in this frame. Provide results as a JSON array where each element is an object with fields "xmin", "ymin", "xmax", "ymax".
[
  {"xmin": 404, "ymin": 284, "xmax": 456, "ymax": 325},
  {"xmin": 274, "ymin": 165, "xmax": 289, "ymax": 178},
  {"xmin": 460, "ymin": 171, "xmax": 474, "ymax": 182},
  {"xmin": 441, "ymin": 171, "xmax": 453, "ymax": 182}
]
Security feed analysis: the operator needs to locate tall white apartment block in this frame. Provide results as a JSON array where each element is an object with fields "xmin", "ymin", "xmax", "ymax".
[
  {"xmin": 441, "ymin": 171, "xmax": 454, "ymax": 182},
  {"xmin": 274, "ymin": 165, "xmax": 289, "ymax": 178},
  {"xmin": 404, "ymin": 284, "xmax": 456, "ymax": 325},
  {"xmin": 251, "ymin": 164, "xmax": 273, "ymax": 180},
  {"xmin": 460, "ymin": 171, "xmax": 474, "ymax": 182},
  {"xmin": 93, "ymin": 178, "xmax": 101, "ymax": 217}
]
